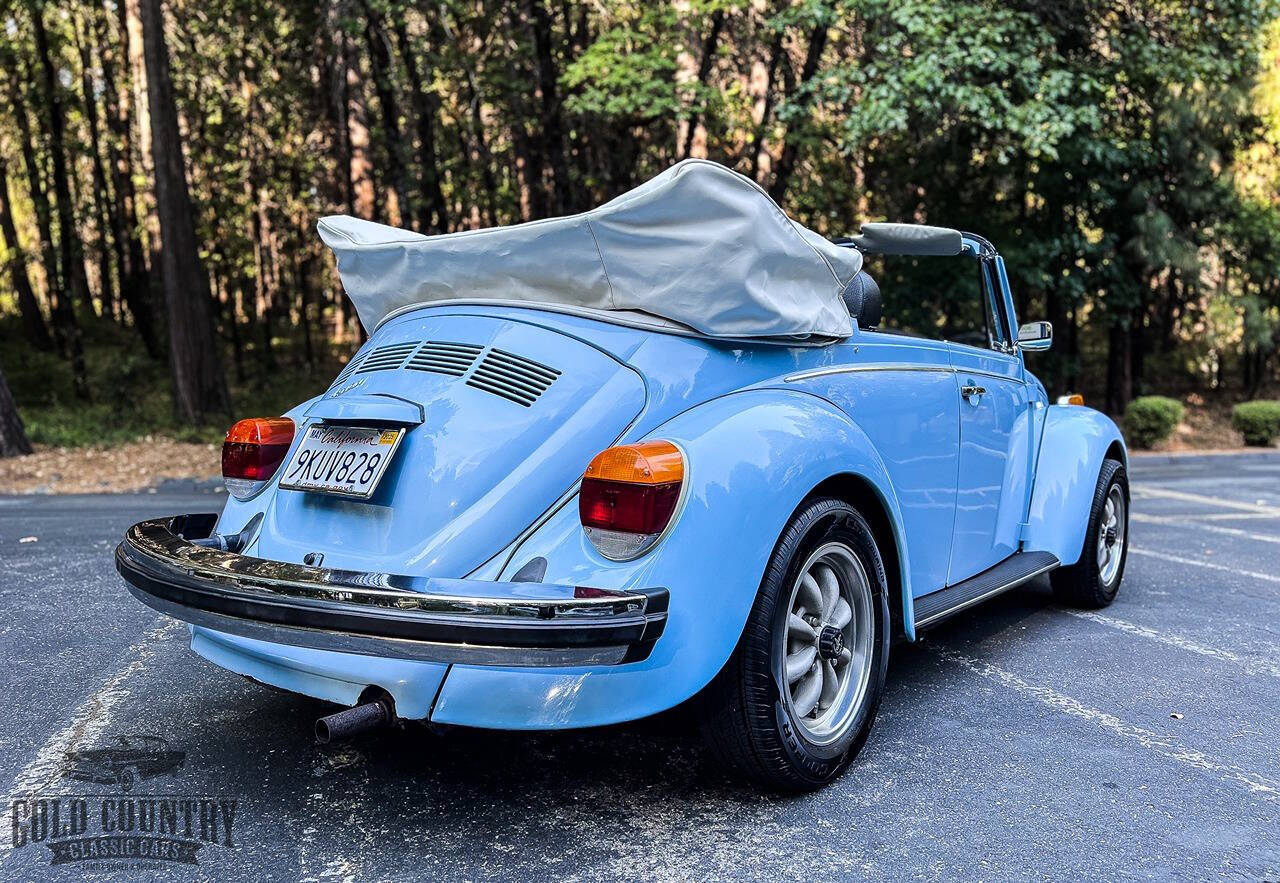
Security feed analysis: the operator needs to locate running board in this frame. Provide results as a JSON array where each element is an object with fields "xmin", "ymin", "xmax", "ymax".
[{"xmin": 914, "ymin": 551, "xmax": 1059, "ymax": 629}]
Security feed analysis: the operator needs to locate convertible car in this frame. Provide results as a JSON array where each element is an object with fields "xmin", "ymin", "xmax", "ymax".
[
  {"xmin": 117, "ymin": 160, "xmax": 1128, "ymax": 789},
  {"xmin": 64, "ymin": 735, "xmax": 185, "ymax": 792}
]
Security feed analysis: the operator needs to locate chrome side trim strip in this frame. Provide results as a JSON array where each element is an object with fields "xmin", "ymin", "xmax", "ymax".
[
  {"xmin": 784, "ymin": 364, "xmax": 955, "ymax": 382},
  {"xmin": 955, "ymin": 366, "xmax": 1025, "ymax": 384},
  {"xmin": 784, "ymin": 363, "xmax": 1024, "ymax": 385}
]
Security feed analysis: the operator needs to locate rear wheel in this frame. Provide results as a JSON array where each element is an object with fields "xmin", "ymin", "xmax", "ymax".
[
  {"xmin": 1051, "ymin": 458, "xmax": 1129, "ymax": 608},
  {"xmin": 698, "ymin": 498, "xmax": 890, "ymax": 790}
]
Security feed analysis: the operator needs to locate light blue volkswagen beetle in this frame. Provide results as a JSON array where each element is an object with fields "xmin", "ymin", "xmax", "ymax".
[{"xmin": 117, "ymin": 161, "xmax": 1128, "ymax": 789}]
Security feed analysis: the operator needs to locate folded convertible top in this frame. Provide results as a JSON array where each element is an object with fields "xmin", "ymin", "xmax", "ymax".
[{"xmin": 318, "ymin": 159, "xmax": 862, "ymax": 343}]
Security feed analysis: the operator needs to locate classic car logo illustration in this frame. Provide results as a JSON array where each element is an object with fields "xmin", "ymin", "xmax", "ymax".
[
  {"xmin": 63, "ymin": 734, "xmax": 186, "ymax": 792},
  {"xmin": 8, "ymin": 734, "xmax": 237, "ymax": 869}
]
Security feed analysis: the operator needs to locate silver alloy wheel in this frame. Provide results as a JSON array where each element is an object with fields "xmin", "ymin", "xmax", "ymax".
[
  {"xmin": 778, "ymin": 542, "xmax": 874, "ymax": 745},
  {"xmin": 1097, "ymin": 485, "xmax": 1126, "ymax": 586}
]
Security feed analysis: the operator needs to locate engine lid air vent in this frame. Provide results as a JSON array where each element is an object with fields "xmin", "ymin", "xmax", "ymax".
[
  {"xmin": 355, "ymin": 342, "xmax": 418, "ymax": 374},
  {"xmin": 405, "ymin": 341, "xmax": 485, "ymax": 378},
  {"xmin": 466, "ymin": 349, "xmax": 561, "ymax": 407},
  {"xmin": 330, "ymin": 352, "xmax": 365, "ymax": 387}
]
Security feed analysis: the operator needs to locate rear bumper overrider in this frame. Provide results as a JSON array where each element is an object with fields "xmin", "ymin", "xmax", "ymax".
[{"xmin": 116, "ymin": 515, "xmax": 668, "ymax": 667}]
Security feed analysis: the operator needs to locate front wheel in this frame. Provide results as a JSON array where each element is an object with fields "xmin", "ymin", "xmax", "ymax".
[
  {"xmin": 1051, "ymin": 458, "xmax": 1129, "ymax": 608},
  {"xmin": 698, "ymin": 498, "xmax": 890, "ymax": 790}
]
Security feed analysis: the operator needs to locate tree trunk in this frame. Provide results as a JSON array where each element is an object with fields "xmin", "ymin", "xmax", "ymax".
[
  {"xmin": 3, "ymin": 66, "xmax": 60, "ymax": 312},
  {"xmin": 1105, "ymin": 316, "xmax": 1132, "ymax": 416},
  {"xmin": 682, "ymin": 9, "xmax": 726, "ymax": 160},
  {"xmin": 0, "ymin": 362, "xmax": 32, "ymax": 458},
  {"xmin": 31, "ymin": 4, "xmax": 96, "ymax": 321},
  {"xmin": 0, "ymin": 160, "xmax": 54, "ymax": 352},
  {"xmin": 319, "ymin": 0, "xmax": 354, "ymax": 215},
  {"xmin": 98, "ymin": 0, "xmax": 161, "ymax": 359},
  {"xmin": 138, "ymin": 0, "xmax": 230, "ymax": 421},
  {"xmin": 360, "ymin": 0, "xmax": 412, "ymax": 227},
  {"xmin": 343, "ymin": 29, "xmax": 378, "ymax": 220},
  {"xmin": 522, "ymin": 0, "xmax": 571, "ymax": 214},
  {"xmin": 74, "ymin": 12, "xmax": 120, "ymax": 323},
  {"xmin": 748, "ymin": 10, "xmax": 787, "ymax": 181},
  {"xmin": 1129, "ymin": 305, "xmax": 1145, "ymax": 398},
  {"xmin": 392, "ymin": 20, "xmax": 448, "ymax": 233},
  {"xmin": 4, "ymin": 63, "xmax": 91, "ymax": 396},
  {"xmin": 768, "ymin": 18, "xmax": 830, "ymax": 202},
  {"xmin": 5, "ymin": 58, "xmax": 90, "ymax": 397},
  {"xmin": 1044, "ymin": 282, "xmax": 1067, "ymax": 395},
  {"xmin": 434, "ymin": 9, "xmax": 497, "ymax": 226}
]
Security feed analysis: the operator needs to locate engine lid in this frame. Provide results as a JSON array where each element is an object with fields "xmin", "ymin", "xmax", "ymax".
[{"xmin": 256, "ymin": 312, "xmax": 646, "ymax": 576}]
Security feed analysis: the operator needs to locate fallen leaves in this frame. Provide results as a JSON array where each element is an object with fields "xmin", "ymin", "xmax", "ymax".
[{"xmin": 0, "ymin": 440, "xmax": 221, "ymax": 494}]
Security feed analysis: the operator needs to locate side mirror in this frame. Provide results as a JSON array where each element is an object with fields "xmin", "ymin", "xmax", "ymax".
[{"xmin": 1018, "ymin": 321, "xmax": 1052, "ymax": 352}]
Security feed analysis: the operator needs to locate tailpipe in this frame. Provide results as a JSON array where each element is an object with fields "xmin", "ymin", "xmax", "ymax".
[{"xmin": 315, "ymin": 697, "xmax": 394, "ymax": 744}]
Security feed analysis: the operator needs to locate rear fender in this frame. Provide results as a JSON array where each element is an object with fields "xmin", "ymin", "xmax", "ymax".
[
  {"xmin": 430, "ymin": 389, "xmax": 912, "ymax": 729},
  {"xmin": 1023, "ymin": 405, "xmax": 1126, "ymax": 565}
]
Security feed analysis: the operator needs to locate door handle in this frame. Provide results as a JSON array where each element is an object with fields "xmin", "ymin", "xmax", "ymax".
[{"xmin": 961, "ymin": 384, "xmax": 986, "ymax": 401}]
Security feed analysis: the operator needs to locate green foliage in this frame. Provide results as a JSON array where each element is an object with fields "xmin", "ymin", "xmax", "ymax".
[
  {"xmin": 1232, "ymin": 400, "xmax": 1280, "ymax": 446},
  {"xmin": 3, "ymin": 318, "xmax": 342, "ymax": 448},
  {"xmin": 563, "ymin": 4, "xmax": 683, "ymax": 120},
  {"xmin": 1124, "ymin": 396, "xmax": 1186, "ymax": 449},
  {"xmin": 4, "ymin": 0, "xmax": 1280, "ymax": 447},
  {"xmin": 825, "ymin": 0, "xmax": 1101, "ymax": 163}
]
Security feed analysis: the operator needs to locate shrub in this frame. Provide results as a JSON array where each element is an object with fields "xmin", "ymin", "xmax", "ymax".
[
  {"xmin": 1232, "ymin": 401, "xmax": 1280, "ymax": 447},
  {"xmin": 1124, "ymin": 396, "xmax": 1185, "ymax": 449}
]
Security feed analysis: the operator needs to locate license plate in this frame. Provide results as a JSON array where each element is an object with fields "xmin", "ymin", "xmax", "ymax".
[{"xmin": 278, "ymin": 424, "xmax": 405, "ymax": 499}]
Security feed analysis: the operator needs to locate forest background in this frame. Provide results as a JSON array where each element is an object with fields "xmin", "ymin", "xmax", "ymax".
[{"xmin": 2, "ymin": 0, "xmax": 1279, "ymax": 458}]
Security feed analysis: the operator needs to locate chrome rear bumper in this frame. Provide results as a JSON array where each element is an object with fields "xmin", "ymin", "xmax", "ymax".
[{"xmin": 116, "ymin": 515, "xmax": 668, "ymax": 667}]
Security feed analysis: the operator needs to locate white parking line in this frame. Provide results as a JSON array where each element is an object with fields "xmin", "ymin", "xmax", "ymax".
[
  {"xmin": 1129, "ymin": 547, "xmax": 1280, "ymax": 585},
  {"xmin": 936, "ymin": 646, "xmax": 1280, "ymax": 798},
  {"xmin": 1064, "ymin": 610, "xmax": 1280, "ymax": 680},
  {"xmin": 0, "ymin": 619, "xmax": 181, "ymax": 853},
  {"xmin": 1194, "ymin": 512, "xmax": 1280, "ymax": 521},
  {"xmin": 1131, "ymin": 486, "xmax": 1280, "ymax": 516},
  {"xmin": 1132, "ymin": 512, "xmax": 1280, "ymax": 545}
]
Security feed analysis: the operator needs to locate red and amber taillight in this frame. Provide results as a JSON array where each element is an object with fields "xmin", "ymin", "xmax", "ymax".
[
  {"xmin": 222, "ymin": 417, "xmax": 295, "ymax": 500},
  {"xmin": 579, "ymin": 441, "xmax": 685, "ymax": 560}
]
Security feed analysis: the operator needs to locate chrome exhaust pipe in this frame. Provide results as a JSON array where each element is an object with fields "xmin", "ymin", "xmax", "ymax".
[{"xmin": 315, "ymin": 698, "xmax": 393, "ymax": 744}]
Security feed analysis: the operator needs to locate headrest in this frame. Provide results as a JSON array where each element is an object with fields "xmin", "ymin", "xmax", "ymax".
[{"xmin": 841, "ymin": 271, "xmax": 882, "ymax": 330}]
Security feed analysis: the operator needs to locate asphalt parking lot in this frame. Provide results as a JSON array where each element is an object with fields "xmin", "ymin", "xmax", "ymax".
[{"xmin": 1, "ymin": 454, "xmax": 1277, "ymax": 881}]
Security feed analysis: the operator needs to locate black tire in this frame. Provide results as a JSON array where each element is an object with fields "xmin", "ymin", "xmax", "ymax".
[
  {"xmin": 1051, "ymin": 458, "xmax": 1129, "ymax": 608},
  {"xmin": 698, "ymin": 498, "xmax": 890, "ymax": 790}
]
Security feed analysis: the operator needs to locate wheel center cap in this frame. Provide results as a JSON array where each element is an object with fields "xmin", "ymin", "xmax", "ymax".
[{"xmin": 818, "ymin": 625, "xmax": 844, "ymax": 661}]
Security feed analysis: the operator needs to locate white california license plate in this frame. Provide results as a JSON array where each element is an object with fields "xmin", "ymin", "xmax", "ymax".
[{"xmin": 278, "ymin": 424, "xmax": 405, "ymax": 499}]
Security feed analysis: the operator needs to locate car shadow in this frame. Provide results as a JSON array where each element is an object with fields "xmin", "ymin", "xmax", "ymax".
[
  {"xmin": 265, "ymin": 579, "xmax": 1058, "ymax": 802},
  {"xmin": 146, "ymin": 576, "xmax": 1063, "ymax": 850}
]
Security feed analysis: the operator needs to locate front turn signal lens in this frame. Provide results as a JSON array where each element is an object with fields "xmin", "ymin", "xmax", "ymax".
[
  {"xmin": 580, "ymin": 441, "xmax": 684, "ymax": 560},
  {"xmin": 1057, "ymin": 394, "xmax": 1085, "ymax": 406},
  {"xmin": 222, "ymin": 417, "xmax": 295, "ymax": 500}
]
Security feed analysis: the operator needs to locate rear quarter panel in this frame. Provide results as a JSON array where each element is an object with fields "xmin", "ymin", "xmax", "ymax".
[{"xmin": 429, "ymin": 388, "xmax": 912, "ymax": 730}]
